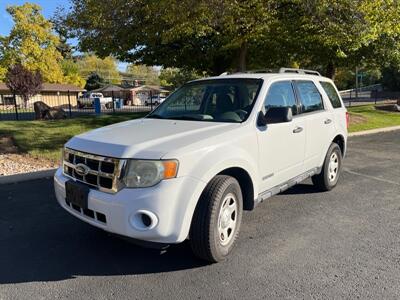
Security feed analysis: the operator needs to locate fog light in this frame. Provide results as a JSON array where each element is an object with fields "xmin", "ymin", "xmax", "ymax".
[
  {"xmin": 141, "ymin": 213, "xmax": 152, "ymax": 227},
  {"xmin": 129, "ymin": 210, "xmax": 158, "ymax": 231}
]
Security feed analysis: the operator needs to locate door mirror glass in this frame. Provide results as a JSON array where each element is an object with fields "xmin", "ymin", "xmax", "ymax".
[{"xmin": 265, "ymin": 107, "xmax": 293, "ymax": 124}]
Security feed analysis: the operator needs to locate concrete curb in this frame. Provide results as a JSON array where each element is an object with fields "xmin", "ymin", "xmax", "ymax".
[
  {"xmin": 349, "ymin": 125, "xmax": 400, "ymax": 137},
  {"xmin": 0, "ymin": 168, "xmax": 57, "ymax": 185}
]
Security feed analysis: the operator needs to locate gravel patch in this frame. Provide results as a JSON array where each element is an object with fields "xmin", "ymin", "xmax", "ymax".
[
  {"xmin": 0, "ymin": 154, "xmax": 58, "ymax": 176},
  {"xmin": 0, "ymin": 135, "xmax": 58, "ymax": 176}
]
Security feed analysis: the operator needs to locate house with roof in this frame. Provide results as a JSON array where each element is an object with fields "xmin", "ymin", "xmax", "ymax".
[{"xmin": 0, "ymin": 83, "xmax": 85, "ymax": 108}]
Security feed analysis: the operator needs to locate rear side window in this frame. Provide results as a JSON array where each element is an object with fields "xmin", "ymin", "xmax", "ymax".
[
  {"xmin": 264, "ymin": 81, "xmax": 298, "ymax": 115},
  {"xmin": 295, "ymin": 81, "xmax": 324, "ymax": 113},
  {"xmin": 320, "ymin": 81, "xmax": 342, "ymax": 108}
]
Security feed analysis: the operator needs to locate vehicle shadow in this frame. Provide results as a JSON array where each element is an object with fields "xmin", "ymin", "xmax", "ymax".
[
  {"xmin": 0, "ymin": 179, "xmax": 207, "ymax": 284},
  {"xmin": 280, "ymin": 183, "xmax": 322, "ymax": 195}
]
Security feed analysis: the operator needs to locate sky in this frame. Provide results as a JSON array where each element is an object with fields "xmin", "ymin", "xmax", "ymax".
[{"xmin": 0, "ymin": 0, "xmax": 129, "ymax": 71}]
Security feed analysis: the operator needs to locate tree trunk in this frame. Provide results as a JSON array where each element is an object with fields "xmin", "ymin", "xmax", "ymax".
[
  {"xmin": 237, "ymin": 42, "xmax": 247, "ymax": 72},
  {"xmin": 326, "ymin": 62, "xmax": 336, "ymax": 80}
]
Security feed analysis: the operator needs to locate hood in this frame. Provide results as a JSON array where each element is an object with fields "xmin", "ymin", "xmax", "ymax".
[{"xmin": 65, "ymin": 118, "xmax": 237, "ymax": 159}]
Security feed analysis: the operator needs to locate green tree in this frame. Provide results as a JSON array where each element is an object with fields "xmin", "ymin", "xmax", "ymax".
[
  {"xmin": 76, "ymin": 54, "xmax": 121, "ymax": 84},
  {"xmin": 84, "ymin": 72, "xmax": 105, "ymax": 91},
  {"xmin": 0, "ymin": 3, "xmax": 64, "ymax": 83},
  {"xmin": 159, "ymin": 68, "xmax": 204, "ymax": 89},
  {"xmin": 281, "ymin": 0, "xmax": 400, "ymax": 78},
  {"xmin": 61, "ymin": 59, "xmax": 86, "ymax": 88},
  {"xmin": 57, "ymin": 0, "xmax": 282, "ymax": 74},
  {"xmin": 59, "ymin": 0, "xmax": 400, "ymax": 77},
  {"xmin": 126, "ymin": 64, "xmax": 160, "ymax": 85}
]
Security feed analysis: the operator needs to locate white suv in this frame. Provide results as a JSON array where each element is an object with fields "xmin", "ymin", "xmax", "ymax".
[{"xmin": 54, "ymin": 68, "xmax": 348, "ymax": 262}]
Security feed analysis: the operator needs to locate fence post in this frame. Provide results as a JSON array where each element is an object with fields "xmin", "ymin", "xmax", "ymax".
[
  {"xmin": 374, "ymin": 89, "xmax": 377, "ymax": 105},
  {"xmin": 13, "ymin": 93, "xmax": 19, "ymax": 121},
  {"xmin": 67, "ymin": 90, "xmax": 72, "ymax": 117},
  {"xmin": 112, "ymin": 90, "xmax": 115, "ymax": 113},
  {"xmin": 150, "ymin": 91, "xmax": 153, "ymax": 111}
]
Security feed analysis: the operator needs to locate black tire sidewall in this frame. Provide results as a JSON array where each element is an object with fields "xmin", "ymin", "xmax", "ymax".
[
  {"xmin": 323, "ymin": 143, "xmax": 342, "ymax": 189},
  {"xmin": 210, "ymin": 179, "xmax": 243, "ymax": 260}
]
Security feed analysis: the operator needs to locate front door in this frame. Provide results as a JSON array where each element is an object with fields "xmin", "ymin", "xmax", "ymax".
[{"xmin": 257, "ymin": 80, "xmax": 306, "ymax": 192}]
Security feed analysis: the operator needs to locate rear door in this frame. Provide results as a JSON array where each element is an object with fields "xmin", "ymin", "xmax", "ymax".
[
  {"xmin": 293, "ymin": 80, "xmax": 336, "ymax": 171},
  {"xmin": 257, "ymin": 80, "xmax": 306, "ymax": 191}
]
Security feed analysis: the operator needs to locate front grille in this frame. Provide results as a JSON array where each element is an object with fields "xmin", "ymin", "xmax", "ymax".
[{"xmin": 63, "ymin": 148, "xmax": 125, "ymax": 193}]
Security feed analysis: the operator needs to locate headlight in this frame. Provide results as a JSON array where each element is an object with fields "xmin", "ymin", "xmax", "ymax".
[{"xmin": 123, "ymin": 159, "xmax": 179, "ymax": 188}]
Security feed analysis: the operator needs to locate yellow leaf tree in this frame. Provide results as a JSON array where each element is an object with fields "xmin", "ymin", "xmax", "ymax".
[
  {"xmin": 0, "ymin": 3, "xmax": 64, "ymax": 83},
  {"xmin": 76, "ymin": 54, "xmax": 121, "ymax": 84}
]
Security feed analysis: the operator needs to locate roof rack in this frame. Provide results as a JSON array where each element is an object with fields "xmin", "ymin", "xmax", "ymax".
[
  {"xmin": 278, "ymin": 68, "xmax": 321, "ymax": 76},
  {"xmin": 219, "ymin": 68, "xmax": 321, "ymax": 76}
]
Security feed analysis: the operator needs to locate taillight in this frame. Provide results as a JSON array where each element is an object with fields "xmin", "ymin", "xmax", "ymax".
[{"xmin": 346, "ymin": 111, "xmax": 350, "ymax": 128}]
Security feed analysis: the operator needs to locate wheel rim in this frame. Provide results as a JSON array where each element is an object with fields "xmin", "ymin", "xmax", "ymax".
[
  {"xmin": 217, "ymin": 193, "xmax": 238, "ymax": 246},
  {"xmin": 328, "ymin": 152, "xmax": 339, "ymax": 182}
]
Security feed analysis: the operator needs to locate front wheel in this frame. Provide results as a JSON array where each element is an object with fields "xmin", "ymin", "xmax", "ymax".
[
  {"xmin": 312, "ymin": 142, "xmax": 342, "ymax": 191},
  {"xmin": 189, "ymin": 175, "xmax": 243, "ymax": 262}
]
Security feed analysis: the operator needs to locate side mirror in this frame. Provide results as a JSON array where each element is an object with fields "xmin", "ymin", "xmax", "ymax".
[
  {"xmin": 264, "ymin": 107, "xmax": 293, "ymax": 124},
  {"xmin": 257, "ymin": 111, "xmax": 268, "ymax": 126}
]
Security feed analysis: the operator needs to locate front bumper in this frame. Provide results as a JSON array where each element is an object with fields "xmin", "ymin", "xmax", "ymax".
[{"xmin": 54, "ymin": 168, "xmax": 206, "ymax": 243}]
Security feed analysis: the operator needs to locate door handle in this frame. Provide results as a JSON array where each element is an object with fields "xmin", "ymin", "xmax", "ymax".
[
  {"xmin": 293, "ymin": 126, "xmax": 303, "ymax": 133},
  {"xmin": 324, "ymin": 119, "xmax": 332, "ymax": 124}
]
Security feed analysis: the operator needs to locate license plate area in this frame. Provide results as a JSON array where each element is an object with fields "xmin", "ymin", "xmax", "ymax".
[{"xmin": 65, "ymin": 180, "xmax": 89, "ymax": 209}]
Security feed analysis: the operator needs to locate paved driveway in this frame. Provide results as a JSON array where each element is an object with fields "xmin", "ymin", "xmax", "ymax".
[{"xmin": 1, "ymin": 131, "xmax": 399, "ymax": 299}]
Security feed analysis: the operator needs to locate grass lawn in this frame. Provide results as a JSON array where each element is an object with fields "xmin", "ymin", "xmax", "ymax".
[
  {"xmin": 348, "ymin": 104, "xmax": 400, "ymax": 133},
  {"xmin": 0, "ymin": 112, "xmax": 147, "ymax": 162},
  {"xmin": 0, "ymin": 105, "xmax": 398, "ymax": 163}
]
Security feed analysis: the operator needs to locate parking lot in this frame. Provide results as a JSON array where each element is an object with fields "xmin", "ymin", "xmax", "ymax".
[{"xmin": 0, "ymin": 131, "xmax": 399, "ymax": 299}]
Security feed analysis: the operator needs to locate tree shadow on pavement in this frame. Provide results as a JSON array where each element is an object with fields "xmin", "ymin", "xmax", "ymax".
[{"xmin": 0, "ymin": 178, "xmax": 207, "ymax": 284}]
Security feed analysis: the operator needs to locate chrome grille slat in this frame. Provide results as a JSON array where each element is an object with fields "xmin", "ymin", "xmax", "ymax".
[{"xmin": 62, "ymin": 148, "xmax": 126, "ymax": 193}]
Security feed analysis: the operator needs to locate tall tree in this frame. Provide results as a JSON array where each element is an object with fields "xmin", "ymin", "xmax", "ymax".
[
  {"xmin": 76, "ymin": 54, "xmax": 121, "ymax": 84},
  {"xmin": 281, "ymin": 0, "xmax": 400, "ymax": 78},
  {"xmin": 61, "ymin": 59, "xmax": 86, "ymax": 88},
  {"xmin": 6, "ymin": 64, "xmax": 42, "ymax": 107},
  {"xmin": 59, "ymin": 0, "xmax": 400, "ymax": 77},
  {"xmin": 84, "ymin": 73, "xmax": 105, "ymax": 91},
  {"xmin": 159, "ymin": 68, "xmax": 204, "ymax": 89},
  {"xmin": 126, "ymin": 65, "xmax": 160, "ymax": 85},
  {"xmin": 57, "ymin": 0, "xmax": 281, "ymax": 74},
  {"xmin": 0, "ymin": 3, "xmax": 64, "ymax": 83}
]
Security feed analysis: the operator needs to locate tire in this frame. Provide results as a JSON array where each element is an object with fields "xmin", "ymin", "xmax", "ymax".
[
  {"xmin": 189, "ymin": 175, "xmax": 243, "ymax": 262},
  {"xmin": 312, "ymin": 142, "xmax": 342, "ymax": 191}
]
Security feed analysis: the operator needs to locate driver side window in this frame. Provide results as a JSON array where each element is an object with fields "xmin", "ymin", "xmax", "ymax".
[{"xmin": 264, "ymin": 81, "xmax": 298, "ymax": 115}]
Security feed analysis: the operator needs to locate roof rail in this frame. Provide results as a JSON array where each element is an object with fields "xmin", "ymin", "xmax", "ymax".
[
  {"xmin": 219, "ymin": 68, "xmax": 321, "ymax": 76},
  {"xmin": 279, "ymin": 68, "xmax": 321, "ymax": 76}
]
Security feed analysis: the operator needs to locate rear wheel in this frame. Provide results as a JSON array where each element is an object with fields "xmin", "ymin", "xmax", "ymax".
[
  {"xmin": 312, "ymin": 142, "xmax": 342, "ymax": 191},
  {"xmin": 189, "ymin": 175, "xmax": 243, "ymax": 262}
]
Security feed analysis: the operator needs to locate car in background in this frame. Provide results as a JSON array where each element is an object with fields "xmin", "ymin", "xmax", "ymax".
[
  {"xmin": 144, "ymin": 95, "xmax": 166, "ymax": 106},
  {"xmin": 78, "ymin": 92, "xmax": 113, "ymax": 108}
]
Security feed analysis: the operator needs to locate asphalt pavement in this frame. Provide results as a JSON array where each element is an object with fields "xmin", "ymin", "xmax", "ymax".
[{"xmin": 0, "ymin": 131, "xmax": 399, "ymax": 299}]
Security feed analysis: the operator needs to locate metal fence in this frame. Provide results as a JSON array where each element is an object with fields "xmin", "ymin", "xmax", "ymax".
[
  {"xmin": 339, "ymin": 84, "xmax": 400, "ymax": 107},
  {"xmin": 0, "ymin": 90, "xmax": 156, "ymax": 121}
]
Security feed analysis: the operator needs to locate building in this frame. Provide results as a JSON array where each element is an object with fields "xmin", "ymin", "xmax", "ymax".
[{"xmin": 0, "ymin": 83, "xmax": 85, "ymax": 108}]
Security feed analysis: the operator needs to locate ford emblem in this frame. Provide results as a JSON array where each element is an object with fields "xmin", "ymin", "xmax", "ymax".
[{"xmin": 75, "ymin": 163, "xmax": 90, "ymax": 176}]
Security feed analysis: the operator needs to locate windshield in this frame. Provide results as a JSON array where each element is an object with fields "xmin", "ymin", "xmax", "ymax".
[{"xmin": 147, "ymin": 79, "xmax": 262, "ymax": 123}]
